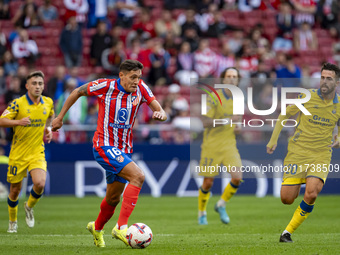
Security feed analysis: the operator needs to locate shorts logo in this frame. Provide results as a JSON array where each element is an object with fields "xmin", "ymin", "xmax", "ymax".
[{"xmin": 116, "ymin": 155, "xmax": 124, "ymax": 163}]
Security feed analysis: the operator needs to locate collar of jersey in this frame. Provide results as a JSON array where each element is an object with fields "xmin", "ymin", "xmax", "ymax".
[
  {"xmin": 116, "ymin": 78, "xmax": 130, "ymax": 94},
  {"xmin": 317, "ymin": 88, "xmax": 339, "ymax": 104},
  {"xmin": 26, "ymin": 93, "xmax": 44, "ymax": 105}
]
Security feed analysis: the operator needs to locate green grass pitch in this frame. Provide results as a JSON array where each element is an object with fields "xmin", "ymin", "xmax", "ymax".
[{"xmin": 0, "ymin": 195, "xmax": 339, "ymax": 255}]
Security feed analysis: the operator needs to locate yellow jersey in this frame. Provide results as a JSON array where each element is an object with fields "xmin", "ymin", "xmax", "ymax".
[
  {"xmin": 202, "ymin": 89, "xmax": 237, "ymax": 149},
  {"xmin": 287, "ymin": 88, "xmax": 340, "ymax": 154},
  {"xmin": 0, "ymin": 93, "xmax": 54, "ymax": 161}
]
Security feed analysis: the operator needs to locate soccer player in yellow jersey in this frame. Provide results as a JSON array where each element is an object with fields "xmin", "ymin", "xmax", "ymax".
[
  {"xmin": 0, "ymin": 71, "xmax": 54, "ymax": 233},
  {"xmin": 267, "ymin": 63, "xmax": 340, "ymax": 242},
  {"xmin": 197, "ymin": 67, "xmax": 243, "ymax": 225}
]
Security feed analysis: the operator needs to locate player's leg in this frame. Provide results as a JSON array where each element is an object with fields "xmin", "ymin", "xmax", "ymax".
[
  {"xmin": 198, "ymin": 177, "xmax": 214, "ymax": 225},
  {"xmin": 281, "ymin": 177, "xmax": 323, "ymax": 242},
  {"xmin": 24, "ymin": 168, "xmax": 46, "ymax": 228},
  {"xmin": 7, "ymin": 182, "xmax": 22, "ymax": 233},
  {"xmin": 215, "ymin": 167, "xmax": 242, "ymax": 224},
  {"xmin": 87, "ymin": 181, "xmax": 126, "ymax": 248},
  {"xmin": 96, "ymin": 181, "xmax": 126, "ymax": 230},
  {"xmin": 116, "ymin": 161, "xmax": 144, "ymax": 228},
  {"xmin": 110, "ymin": 161, "xmax": 144, "ymax": 245}
]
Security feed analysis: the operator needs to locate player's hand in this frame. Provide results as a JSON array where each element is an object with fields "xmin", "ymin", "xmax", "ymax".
[
  {"xmin": 266, "ymin": 143, "xmax": 277, "ymax": 154},
  {"xmin": 234, "ymin": 124, "xmax": 241, "ymax": 134},
  {"xmin": 51, "ymin": 117, "xmax": 63, "ymax": 131},
  {"xmin": 152, "ymin": 111, "xmax": 167, "ymax": 121},
  {"xmin": 44, "ymin": 127, "xmax": 53, "ymax": 143},
  {"xmin": 17, "ymin": 116, "xmax": 31, "ymax": 126},
  {"xmin": 330, "ymin": 134, "xmax": 340, "ymax": 148}
]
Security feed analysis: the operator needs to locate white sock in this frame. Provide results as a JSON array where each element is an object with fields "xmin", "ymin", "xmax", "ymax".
[
  {"xmin": 116, "ymin": 223, "xmax": 127, "ymax": 230},
  {"xmin": 217, "ymin": 199, "xmax": 226, "ymax": 207},
  {"xmin": 198, "ymin": 211, "xmax": 206, "ymax": 217},
  {"xmin": 282, "ymin": 229, "xmax": 291, "ymax": 235}
]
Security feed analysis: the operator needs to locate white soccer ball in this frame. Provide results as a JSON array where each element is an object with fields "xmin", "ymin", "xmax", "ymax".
[{"xmin": 126, "ymin": 223, "xmax": 153, "ymax": 249}]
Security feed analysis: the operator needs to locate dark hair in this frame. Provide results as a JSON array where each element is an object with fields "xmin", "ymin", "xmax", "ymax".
[
  {"xmin": 120, "ymin": 60, "xmax": 143, "ymax": 72},
  {"xmin": 321, "ymin": 62, "xmax": 340, "ymax": 80},
  {"xmin": 220, "ymin": 67, "xmax": 241, "ymax": 79},
  {"xmin": 27, "ymin": 70, "xmax": 44, "ymax": 81}
]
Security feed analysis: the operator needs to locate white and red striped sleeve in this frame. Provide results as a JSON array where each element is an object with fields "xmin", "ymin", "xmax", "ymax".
[
  {"xmin": 87, "ymin": 79, "xmax": 111, "ymax": 96},
  {"xmin": 139, "ymin": 80, "xmax": 156, "ymax": 105}
]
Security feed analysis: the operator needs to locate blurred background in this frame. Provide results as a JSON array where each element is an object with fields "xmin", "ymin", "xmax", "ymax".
[{"xmin": 0, "ymin": 0, "xmax": 339, "ymax": 197}]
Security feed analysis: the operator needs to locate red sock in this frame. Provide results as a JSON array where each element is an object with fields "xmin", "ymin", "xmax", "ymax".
[
  {"xmin": 117, "ymin": 184, "xmax": 141, "ymax": 228},
  {"xmin": 95, "ymin": 198, "xmax": 116, "ymax": 230}
]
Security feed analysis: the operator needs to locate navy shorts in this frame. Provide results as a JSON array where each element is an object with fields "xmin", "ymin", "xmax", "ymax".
[{"xmin": 93, "ymin": 146, "xmax": 133, "ymax": 184}]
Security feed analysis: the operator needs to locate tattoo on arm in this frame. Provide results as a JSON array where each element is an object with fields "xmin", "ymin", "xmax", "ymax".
[
  {"xmin": 46, "ymin": 114, "xmax": 54, "ymax": 127},
  {"xmin": 77, "ymin": 83, "xmax": 89, "ymax": 96}
]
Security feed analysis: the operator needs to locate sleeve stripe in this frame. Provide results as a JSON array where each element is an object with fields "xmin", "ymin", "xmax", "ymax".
[
  {"xmin": 90, "ymin": 82, "xmax": 107, "ymax": 92},
  {"xmin": 141, "ymin": 81, "xmax": 154, "ymax": 98}
]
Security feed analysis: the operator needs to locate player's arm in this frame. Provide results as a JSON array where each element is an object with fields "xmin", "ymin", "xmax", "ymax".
[
  {"xmin": 232, "ymin": 115, "xmax": 242, "ymax": 135},
  {"xmin": 0, "ymin": 117, "xmax": 31, "ymax": 128},
  {"xmin": 148, "ymin": 100, "xmax": 167, "ymax": 121},
  {"xmin": 52, "ymin": 83, "xmax": 89, "ymax": 131},
  {"xmin": 44, "ymin": 113, "xmax": 54, "ymax": 143},
  {"xmin": 330, "ymin": 120, "xmax": 340, "ymax": 149},
  {"xmin": 266, "ymin": 104, "xmax": 300, "ymax": 154}
]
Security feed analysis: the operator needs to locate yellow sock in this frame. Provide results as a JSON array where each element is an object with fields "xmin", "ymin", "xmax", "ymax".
[
  {"xmin": 198, "ymin": 187, "xmax": 211, "ymax": 213},
  {"xmin": 27, "ymin": 188, "xmax": 43, "ymax": 208},
  {"xmin": 286, "ymin": 200, "xmax": 314, "ymax": 234},
  {"xmin": 8, "ymin": 197, "xmax": 18, "ymax": 222},
  {"xmin": 221, "ymin": 182, "xmax": 239, "ymax": 202}
]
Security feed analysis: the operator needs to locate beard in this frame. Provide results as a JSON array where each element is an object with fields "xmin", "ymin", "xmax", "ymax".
[{"xmin": 320, "ymin": 84, "xmax": 335, "ymax": 95}]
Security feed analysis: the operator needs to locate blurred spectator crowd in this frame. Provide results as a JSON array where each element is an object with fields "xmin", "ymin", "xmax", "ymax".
[{"xmin": 0, "ymin": 0, "xmax": 339, "ymax": 145}]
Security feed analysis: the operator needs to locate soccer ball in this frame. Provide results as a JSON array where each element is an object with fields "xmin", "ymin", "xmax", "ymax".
[{"xmin": 126, "ymin": 223, "xmax": 153, "ymax": 249}]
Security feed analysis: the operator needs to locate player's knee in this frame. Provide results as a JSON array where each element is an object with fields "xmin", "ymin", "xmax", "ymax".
[
  {"xmin": 134, "ymin": 171, "xmax": 145, "ymax": 186},
  {"xmin": 304, "ymin": 189, "xmax": 318, "ymax": 203},
  {"xmin": 34, "ymin": 181, "xmax": 45, "ymax": 192},
  {"xmin": 202, "ymin": 178, "xmax": 214, "ymax": 190},
  {"xmin": 281, "ymin": 196, "xmax": 295, "ymax": 205}
]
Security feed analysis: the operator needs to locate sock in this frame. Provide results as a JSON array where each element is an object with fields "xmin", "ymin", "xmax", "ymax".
[
  {"xmin": 117, "ymin": 184, "xmax": 141, "ymax": 228},
  {"xmin": 8, "ymin": 196, "xmax": 19, "ymax": 222},
  {"xmin": 221, "ymin": 181, "xmax": 239, "ymax": 203},
  {"xmin": 198, "ymin": 187, "xmax": 211, "ymax": 215},
  {"xmin": 27, "ymin": 188, "xmax": 43, "ymax": 208},
  {"xmin": 285, "ymin": 200, "xmax": 314, "ymax": 234},
  {"xmin": 95, "ymin": 198, "xmax": 116, "ymax": 231}
]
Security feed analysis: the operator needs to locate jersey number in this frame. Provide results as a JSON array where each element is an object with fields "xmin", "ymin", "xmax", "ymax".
[
  {"xmin": 107, "ymin": 148, "xmax": 122, "ymax": 159},
  {"xmin": 9, "ymin": 165, "xmax": 17, "ymax": 176}
]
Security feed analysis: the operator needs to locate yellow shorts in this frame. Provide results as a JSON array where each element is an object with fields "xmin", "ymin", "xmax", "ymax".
[
  {"xmin": 282, "ymin": 151, "xmax": 331, "ymax": 185},
  {"xmin": 7, "ymin": 154, "xmax": 47, "ymax": 183},
  {"xmin": 198, "ymin": 147, "xmax": 242, "ymax": 177}
]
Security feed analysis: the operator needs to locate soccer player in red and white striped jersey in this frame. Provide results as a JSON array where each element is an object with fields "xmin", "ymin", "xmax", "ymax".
[{"xmin": 52, "ymin": 60, "xmax": 167, "ymax": 247}]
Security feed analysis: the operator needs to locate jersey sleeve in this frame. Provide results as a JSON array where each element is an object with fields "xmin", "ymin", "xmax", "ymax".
[
  {"xmin": 0, "ymin": 99, "xmax": 19, "ymax": 120},
  {"xmin": 140, "ymin": 80, "xmax": 156, "ymax": 105},
  {"xmin": 205, "ymin": 95, "xmax": 216, "ymax": 119},
  {"xmin": 48, "ymin": 98, "xmax": 55, "ymax": 118},
  {"xmin": 285, "ymin": 92, "xmax": 307, "ymax": 116},
  {"xmin": 87, "ymin": 79, "xmax": 110, "ymax": 96}
]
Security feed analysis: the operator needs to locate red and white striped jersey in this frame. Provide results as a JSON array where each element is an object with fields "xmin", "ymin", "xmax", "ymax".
[{"xmin": 87, "ymin": 78, "xmax": 155, "ymax": 153}]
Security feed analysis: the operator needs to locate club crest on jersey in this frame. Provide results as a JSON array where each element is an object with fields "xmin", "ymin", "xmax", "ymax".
[
  {"xmin": 131, "ymin": 95, "xmax": 139, "ymax": 106},
  {"xmin": 43, "ymin": 107, "xmax": 47, "ymax": 114},
  {"xmin": 27, "ymin": 109, "xmax": 31, "ymax": 114},
  {"xmin": 118, "ymin": 108, "xmax": 128, "ymax": 123},
  {"xmin": 116, "ymin": 155, "xmax": 124, "ymax": 163}
]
